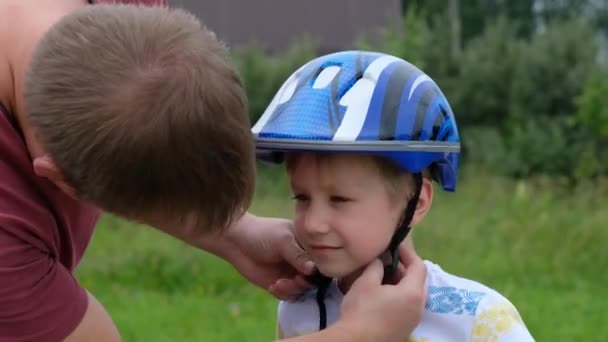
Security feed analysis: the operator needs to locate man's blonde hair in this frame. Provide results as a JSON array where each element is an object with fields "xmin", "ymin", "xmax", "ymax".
[{"xmin": 25, "ymin": 4, "xmax": 255, "ymax": 232}]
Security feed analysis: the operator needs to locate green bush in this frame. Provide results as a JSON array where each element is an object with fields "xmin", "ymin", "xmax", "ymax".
[
  {"xmin": 456, "ymin": 16, "xmax": 603, "ymax": 180},
  {"xmin": 502, "ymin": 117, "xmax": 578, "ymax": 179},
  {"xmin": 576, "ymin": 71, "xmax": 608, "ymax": 140},
  {"xmin": 460, "ymin": 125, "xmax": 507, "ymax": 171},
  {"xmin": 571, "ymin": 72, "xmax": 608, "ymax": 178},
  {"xmin": 509, "ymin": 18, "xmax": 598, "ymax": 122},
  {"xmin": 453, "ymin": 17, "xmax": 522, "ymax": 126}
]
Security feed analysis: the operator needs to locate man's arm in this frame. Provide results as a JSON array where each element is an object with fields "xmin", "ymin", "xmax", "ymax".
[
  {"xmin": 280, "ymin": 322, "xmax": 362, "ymax": 342},
  {"xmin": 0, "ymin": 227, "xmax": 120, "ymax": 341},
  {"xmin": 0, "ymin": 1, "xmax": 15, "ymax": 110},
  {"xmin": 65, "ymin": 291, "xmax": 121, "ymax": 342},
  {"xmin": 152, "ymin": 211, "xmax": 252, "ymax": 261}
]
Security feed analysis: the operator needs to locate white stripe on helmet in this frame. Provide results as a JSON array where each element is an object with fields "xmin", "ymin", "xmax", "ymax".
[
  {"xmin": 408, "ymin": 74, "xmax": 433, "ymax": 101},
  {"xmin": 312, "ymin": 65, "xmax": 341, "ymax": 89},
  {"xmin": 252, "ymin": 62, "xmax": 310, "ymax": 134},
  {"xmin": 333, "ymin": 56, "xmax": 401, "ymax": 141}
]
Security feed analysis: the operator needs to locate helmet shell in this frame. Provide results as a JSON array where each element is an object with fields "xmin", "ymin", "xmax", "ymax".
[{"xmin": 252, "ymin": 51, "xmax": 460, "ymax": 191}]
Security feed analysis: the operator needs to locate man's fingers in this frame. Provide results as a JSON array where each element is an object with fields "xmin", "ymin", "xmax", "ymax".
[
  {"xmin": 269, "ymin": 279, "xmax": 294, "ymax": 300},
  {"xmin": 397, "ymin": 246, "xmax": 427, "ymax": 290},
  {"xmin": 269, "ymin": 276, "xmax": 311, "ymax": 301},
  {"xmin": 280, "ymin": 235, "xmax": 315, "ymax": 275},
  {"xmin": 396, "ymin": 260, "xmax": 406, "ymax": 278},
  {"xmin": 398, "ymin": 244, "xmax": 420, "ymax": 268},
  {"xmin": 294, "ymin": 274, "xmax": 312, "ymax": 290}
]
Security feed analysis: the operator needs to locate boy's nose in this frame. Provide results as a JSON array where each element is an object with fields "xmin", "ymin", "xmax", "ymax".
[{"xmin": 302, "ymin": 206, "xmax": 331, "ymax": 235}]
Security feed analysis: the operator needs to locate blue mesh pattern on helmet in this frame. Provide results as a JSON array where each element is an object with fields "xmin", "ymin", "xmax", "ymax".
[{"xmin": 258, "ymin": 52, "xmax": 381, "ymax": 140}]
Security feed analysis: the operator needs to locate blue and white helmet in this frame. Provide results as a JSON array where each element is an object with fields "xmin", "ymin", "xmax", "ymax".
[{"xmin": 252, "ymin": 50, "xmax": 460, "ymax": 191}]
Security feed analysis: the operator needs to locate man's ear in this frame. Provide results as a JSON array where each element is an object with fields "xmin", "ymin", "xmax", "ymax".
[
  {"xmin": 410, "ymin": 177, "xmax": 434, "ymax": 226},
  {"xmin": 32, "ymin": 155, "xmax": 79, "ymax": 199}
]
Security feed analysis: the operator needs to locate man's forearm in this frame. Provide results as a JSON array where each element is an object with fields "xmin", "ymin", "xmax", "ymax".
[
  {"xmin": 152, "ymin": 211, "xmax": 254, "ymax": 265},
  {"xmin": 194, "ymin": 212, "xmax": 255, "ymax": 261},
  {"xmin": 280, "ymin": 322, "xmax": 370, "ymax": 342}
]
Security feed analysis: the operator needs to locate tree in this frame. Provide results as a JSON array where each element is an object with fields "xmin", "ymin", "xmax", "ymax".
[{"xmin": 449, "ymin": 0, "xmax": 462, "ymax": 59}]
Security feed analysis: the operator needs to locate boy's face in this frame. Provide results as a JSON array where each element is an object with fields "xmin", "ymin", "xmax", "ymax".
[{"xmin": 288, "ymin": 153, "xmax": 408, "ymax": 278}]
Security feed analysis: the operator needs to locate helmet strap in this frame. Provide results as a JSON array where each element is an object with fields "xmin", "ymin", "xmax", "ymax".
[
  {"xmin": 383, "ymin": 172, "xmax": 423, "ymax": 284},
  {"xmin": 305, "ymin": 269, "xmax": 332, "ymax": 330}
]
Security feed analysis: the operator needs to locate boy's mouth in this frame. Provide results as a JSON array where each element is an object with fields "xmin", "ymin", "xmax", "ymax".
[{"xmin": 309, "ymin": 244, "xmax": 342, "ymax": 252}]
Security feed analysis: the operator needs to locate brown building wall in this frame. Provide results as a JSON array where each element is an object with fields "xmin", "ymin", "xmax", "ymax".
[{"xmin": 170, "ymin": 0, "xmax": 402, "ymax": 52}]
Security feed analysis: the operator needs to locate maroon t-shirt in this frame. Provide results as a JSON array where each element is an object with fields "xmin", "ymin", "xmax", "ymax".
[{"xmin": 0, "ymin": 1, "xmax": 168, "ymax": 340}]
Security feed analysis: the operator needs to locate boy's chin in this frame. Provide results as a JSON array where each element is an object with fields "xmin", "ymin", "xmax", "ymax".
[{"xmin": 316, "ymin": 263, "xmax": 359, "ymax": 279}]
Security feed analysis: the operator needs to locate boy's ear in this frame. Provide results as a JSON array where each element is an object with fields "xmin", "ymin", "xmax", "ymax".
[
  {"xmin": 32, "ymin": 155, "xmax": 79, "ymax": 199},
  {"xmin": 410, "ymin": 177, "xmax": 433, "ymax": 226}
]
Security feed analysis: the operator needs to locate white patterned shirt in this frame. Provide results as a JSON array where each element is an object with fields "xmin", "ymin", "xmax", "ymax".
[{"xmin": 277, "ymin": 261, "xmax": 535, "ymax": 341}]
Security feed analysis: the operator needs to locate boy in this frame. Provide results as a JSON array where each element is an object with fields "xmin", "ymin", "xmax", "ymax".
[{"xmin": 252, "ymin": 50, "xmax": 535, "ymax": 341}]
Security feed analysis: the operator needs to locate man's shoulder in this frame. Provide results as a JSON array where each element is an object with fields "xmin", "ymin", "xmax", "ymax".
[
  {"xmin": 0, "ymin": 0, "xmax": 65, "ymax": 112},
  {"xmin": 0, "ymin": 1, "xmax": 22, "ymax": 109}
]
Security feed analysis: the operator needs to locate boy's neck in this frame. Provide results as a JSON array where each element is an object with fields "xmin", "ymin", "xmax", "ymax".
[{"xmin": 337, "ymin": 269, "xmax": 363, "ymax": 294}]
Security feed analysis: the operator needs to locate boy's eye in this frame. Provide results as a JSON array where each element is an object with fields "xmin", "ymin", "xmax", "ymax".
[
  {"xmin": 292, "ymin": 194, "xmax": 309, "ymax": 202},
  {"xmin": 330, "ymin": 195, "xmax": 350, "ymax": 203}
]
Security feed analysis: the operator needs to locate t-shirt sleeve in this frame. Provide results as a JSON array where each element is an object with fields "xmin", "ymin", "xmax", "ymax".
[
  {"xmin": 469, "ymin": 297, "xmax": 535, "ymax": 342},
  {"xmin": 0, "ymin": 228, "xmax": 89, "ymax": 341}
]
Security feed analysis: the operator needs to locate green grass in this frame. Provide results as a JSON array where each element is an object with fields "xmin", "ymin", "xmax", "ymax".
[{"xmin": 76, "ymin": 166, "xmax": 607, "ymax": 341}]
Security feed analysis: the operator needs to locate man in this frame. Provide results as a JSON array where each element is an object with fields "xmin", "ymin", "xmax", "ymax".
[{"xmin": 0, "ymin": 1, "xmax": 428, "ymax": 341}]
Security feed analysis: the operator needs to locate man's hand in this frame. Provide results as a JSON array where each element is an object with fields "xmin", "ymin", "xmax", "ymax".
[
  {"xmin": 221, "ymin": 213, "xmax": 315, "ymax": 300},
  {"xmin": 338, "ymin": 247, "xmax": 428, "ymax": 342},
  {"xmin": 157, "ymin": 211, "xmax": 315, "ymax": 300}
]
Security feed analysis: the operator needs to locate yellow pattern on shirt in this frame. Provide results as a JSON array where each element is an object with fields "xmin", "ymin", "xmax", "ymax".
[{"xmin": 470, "ymin": 301, "xmax": 524, "ymax": 342}]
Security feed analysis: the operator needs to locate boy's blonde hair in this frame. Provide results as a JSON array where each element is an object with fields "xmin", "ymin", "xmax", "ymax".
[
  {"xmin": 25, "ymin": 5, "xmax": 254, "ymax": 232},
  {"xmin": 285, "ymin": 153, "xmax": 418, "ymax": 203}
]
